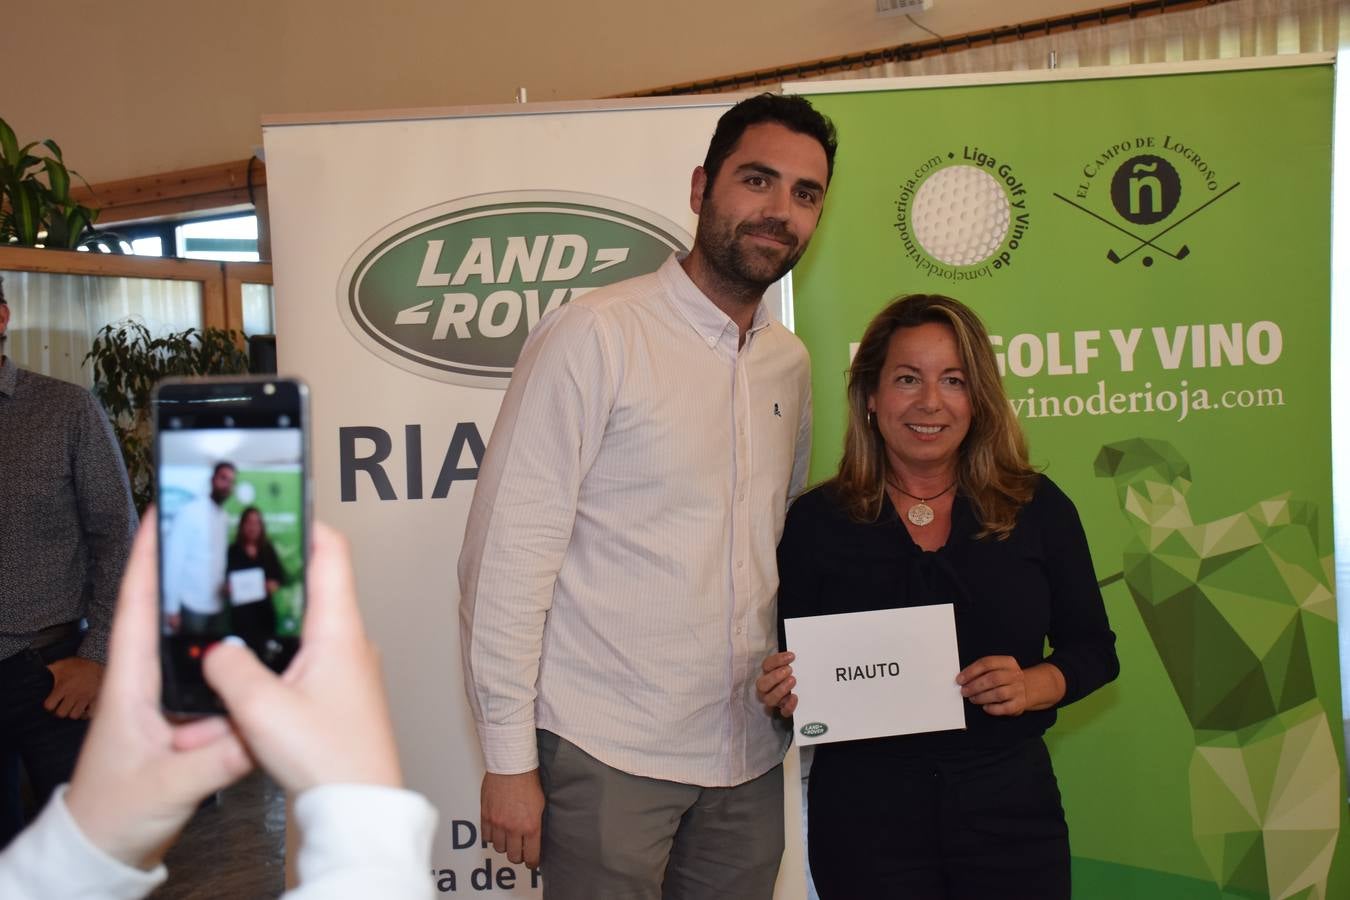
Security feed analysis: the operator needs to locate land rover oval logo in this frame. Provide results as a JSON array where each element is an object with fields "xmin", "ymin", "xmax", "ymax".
[
  {"xmin": 338, "ymin": 191, "xmax": 692, "ymax": 387},
  {"xmin": 800, "ymin": 722, "xmax": 828, "ymax": 738}
]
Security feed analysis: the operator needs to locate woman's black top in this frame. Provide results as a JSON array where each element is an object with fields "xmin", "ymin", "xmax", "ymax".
[
  {"xmin": 226, "ymin": 540, "xmax": 287, "ymax": 591},
  {"xmin": 777, "ymin": 474, "xmax": 1119, "ymax": 756}
]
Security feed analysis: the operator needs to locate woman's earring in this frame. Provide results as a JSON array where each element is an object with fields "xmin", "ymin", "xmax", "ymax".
[{"xmin": 867, "ymin": 410, "xmax": 876, "ymax": 429}]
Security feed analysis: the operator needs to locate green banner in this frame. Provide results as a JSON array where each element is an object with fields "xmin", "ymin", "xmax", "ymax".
[{"xmin": 795, "ymin": 63, "xmax": 1343, "ymax": 899}]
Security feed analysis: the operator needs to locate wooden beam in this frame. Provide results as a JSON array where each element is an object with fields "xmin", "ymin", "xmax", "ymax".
[
  {"xmin": 72, "ymin": 158, "xmax": 267, "ymax": 227},
  {"xmin": 0, "ymin": 244, "xmax": 220, "ymax": 282},
  {"xmin": 202, "ymin": 273, "xmax": 229, "ymax": 332},
  {"xmin": 95, "ymin": 192, "xmax": 255, "ymax": 227}
]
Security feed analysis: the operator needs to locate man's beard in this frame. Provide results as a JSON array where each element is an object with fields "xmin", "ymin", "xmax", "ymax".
[{"xmin": 696, "ymin": 214, "xmax": 804, "ymax": 296}]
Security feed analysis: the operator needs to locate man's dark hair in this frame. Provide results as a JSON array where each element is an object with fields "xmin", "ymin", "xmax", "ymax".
[
  {"xmin": 213, "ymin": 461, "xmax": 237, "ymax": 478},
  {"xmin": 701, "ymin": 93, "xmax": 838, "ymax": 198}
]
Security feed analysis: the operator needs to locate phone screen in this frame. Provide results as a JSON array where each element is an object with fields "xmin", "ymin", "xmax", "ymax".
[{"xmin": 154, "ymin": 378, "xmax": 308, "ymax": 713}]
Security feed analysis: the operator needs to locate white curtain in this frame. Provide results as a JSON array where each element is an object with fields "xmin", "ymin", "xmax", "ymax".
[
  {"xmin": 806, "ymin": 0, "xmax": 1349, "ymax": 82},
  {"xmin": 242, "ymin": 282, "xmax": 275, "ymax": 336},
  {"xmin": 0, "ymin": 270, "xmax": 202, "ymax": 388}
]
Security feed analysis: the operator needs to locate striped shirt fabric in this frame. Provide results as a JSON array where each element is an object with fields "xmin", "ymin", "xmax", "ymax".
[{"xmin": 459, "ymin": 254, "xmax": 811, "ymax": 786}]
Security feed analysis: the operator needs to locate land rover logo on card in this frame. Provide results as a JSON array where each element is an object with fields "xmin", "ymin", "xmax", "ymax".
[
  {"xmin": 338, "ymin": 191, "xmax": 691, "ymax": 387},
  {"xmin": 800, "ymin": 722, "xmax": 828, "ymax": 738}
]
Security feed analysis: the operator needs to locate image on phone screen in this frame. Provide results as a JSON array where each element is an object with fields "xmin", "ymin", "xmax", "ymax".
[{"xmin": 156, "ymin": 382, "xmax": 306, "ymax": 713}]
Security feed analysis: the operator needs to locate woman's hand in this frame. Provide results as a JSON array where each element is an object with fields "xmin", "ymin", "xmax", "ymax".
[
  {"xmin": 756, "ymin": 651, "xmax": 798, "ymax": 717},
  {"xmin": 956, "ymin": 656, "xmax": 1066, "ymax": 716}
]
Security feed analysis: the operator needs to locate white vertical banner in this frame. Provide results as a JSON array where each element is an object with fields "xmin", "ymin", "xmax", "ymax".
[{"xmin": 264, "ymin": 98, "xmax": 806, "ymax": 898}]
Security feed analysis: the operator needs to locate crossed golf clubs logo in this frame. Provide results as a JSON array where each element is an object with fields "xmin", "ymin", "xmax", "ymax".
[{"xmin": 1054, "ymin": 181, "xmax": 1239, "ymax": 267}]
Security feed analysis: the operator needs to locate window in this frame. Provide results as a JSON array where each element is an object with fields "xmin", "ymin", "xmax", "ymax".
[{"xmin": 176, "ymin": 215, "xmax": 260, "ymax": 262}]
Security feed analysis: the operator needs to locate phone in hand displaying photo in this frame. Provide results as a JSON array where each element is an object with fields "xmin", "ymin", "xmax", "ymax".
[{"xmin": 153, "ymin": 377, "xmax": 310, "ymax": 714}]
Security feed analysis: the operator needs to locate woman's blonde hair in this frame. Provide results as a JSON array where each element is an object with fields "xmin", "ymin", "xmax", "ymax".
[{"xmin": 833, "ymin": 294, "xmax": 1038, "ymax": 538}]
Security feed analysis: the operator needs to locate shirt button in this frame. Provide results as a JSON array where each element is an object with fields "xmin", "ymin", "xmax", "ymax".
[
  {"xmin": 735, "ymin": 626, "xmax": 744, "ymax": 635},
  {"xmin": 736, "ymin": 560, "xmax": 744, "ymax": 569},
  {"xmin": 706, "ymin": 336, "xmax": 717, "ymax": 347},
  {"xmin": 737, "ymin": 492, "xmax": 746, "ymax": 502}
]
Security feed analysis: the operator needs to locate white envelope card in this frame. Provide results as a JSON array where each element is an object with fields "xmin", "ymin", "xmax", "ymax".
[
  {"xmin": 783, "ymin": 603, "xmax": 965, "ymax": 746},
  {"xmin": 228, "ymin": 567, "xmax": 268, "ymax": 606}
]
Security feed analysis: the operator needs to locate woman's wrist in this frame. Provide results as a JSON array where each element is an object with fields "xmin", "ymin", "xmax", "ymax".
[{"xmin": 1025, "ymin": 662, "xmax": 1067, "ymax": 711}]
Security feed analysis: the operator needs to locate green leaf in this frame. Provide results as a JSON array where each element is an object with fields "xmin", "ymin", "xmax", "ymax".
[
  {"xmin": 60, "ymin": 208, "xmax": 91, "ymax": 249},
  {"xmin": 43, "ymin": 157, "xmax": 70, "ymax": 203},
  {"xmin": 0, "ymin": 118, "xmax": 17, "ymax": 164},
  {"xmin": 11, "ymin": 182, "xmax": 42, "ymax": 245}
]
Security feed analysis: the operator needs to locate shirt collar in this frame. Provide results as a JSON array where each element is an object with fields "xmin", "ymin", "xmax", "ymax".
[
  {"xmin": 657, "ymin": 254, "xmax": 772, "ymax": 349},
  {"xmin": 0, "ymin": 357, "xmax": 16, "ymax": 398}
]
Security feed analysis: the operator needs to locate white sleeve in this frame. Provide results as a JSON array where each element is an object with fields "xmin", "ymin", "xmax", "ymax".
[
  {"xmin": 457, "ymin": 303, "xmax": 614, "ymax": 774},
  {"xmin": 283, "ymin": 784, "xmax": 437, "ymax": 900},
  {"xmin": 161, "ymin": 502, "xmax": 196, "ymax": 616},
  {"xmin": 788, "ymin": 367, "xmax": 813, "ymax": 502},
  {"xmin": 0, "ymin": 786, "xmax": 166, "ymax": 900}
]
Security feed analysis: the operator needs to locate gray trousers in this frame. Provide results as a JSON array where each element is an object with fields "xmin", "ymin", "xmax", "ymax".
[{"xmin": 536, "ymin": 730, "xmax": 785, "ymax": 900}]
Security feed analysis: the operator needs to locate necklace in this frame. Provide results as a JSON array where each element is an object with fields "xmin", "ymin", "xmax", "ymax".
[{"xmin": 886, "ymin": 477, "xmax": 956, "ymax": 527}]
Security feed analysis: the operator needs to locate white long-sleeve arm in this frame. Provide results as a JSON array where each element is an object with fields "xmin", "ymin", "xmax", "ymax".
[
  {"xmin": 284, "ymin": 785, "xmax": 437, "ymax": 900},
  {"xmin": 0, "ymin": 785, "xmax": 436, "ymax": 900},
  {"xmin": 788, "ymin": 376, "xmax": 813, "ymax": 502},
  {"xmin": 0, "ymin": 787, "xmax": 165, "ymax": 900},
  {"xmin": 457, "ymin": 303, "xmax": 614, "ymax": 774}
]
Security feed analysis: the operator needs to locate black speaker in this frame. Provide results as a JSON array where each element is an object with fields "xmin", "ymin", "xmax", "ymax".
[{"xmin": 247, "ymin": 334, "xmax": 278, "ymax": 374}]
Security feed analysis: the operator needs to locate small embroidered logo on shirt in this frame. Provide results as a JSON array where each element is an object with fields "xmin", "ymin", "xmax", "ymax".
[{"xmin": 773, "ymin": 403, "xmax": 782, "ymax": 418}]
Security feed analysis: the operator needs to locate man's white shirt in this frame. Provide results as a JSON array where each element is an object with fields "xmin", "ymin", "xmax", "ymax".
[
  {"xmin": 459, "ymin": 254, "xmax": 811, "ymax": 787},
  {"xmin": 162, "ymin": 494, "xmax": 228, "ymax": 616}
]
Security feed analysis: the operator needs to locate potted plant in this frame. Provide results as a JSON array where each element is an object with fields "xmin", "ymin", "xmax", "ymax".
[
  {"xmin": 1, "ymin": 115, "xmax": 112, "ymax": 249},
  {"xmin": 85, "ymin": 320, "xmax": 250, "ymax": 511}
]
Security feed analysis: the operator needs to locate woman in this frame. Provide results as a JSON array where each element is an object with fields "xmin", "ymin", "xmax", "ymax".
[
  {"xmin": 758, "ymin": 294, "xmax": 1118, "ymax": 899},
  {"xmin": 225, "ymin": 506, "xmax": 287, "ymax": 655}
]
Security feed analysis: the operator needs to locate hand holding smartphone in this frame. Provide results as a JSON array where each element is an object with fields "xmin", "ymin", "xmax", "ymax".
[{"xmin": 153, "ymin": 377, "xmax": 310, "ymax": 714}]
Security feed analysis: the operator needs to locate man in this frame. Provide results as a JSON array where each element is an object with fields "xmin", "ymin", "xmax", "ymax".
[
  {"xmin": 162, "ymin": 462, "xmax": 236, "ymax": 635},
  {"xmin": 459, "ymin": 94, "xmax": 836, "ymax": 899},
  {"xmin": 0, "ymin": 276, "xmax": 137, "ymax": 848}
]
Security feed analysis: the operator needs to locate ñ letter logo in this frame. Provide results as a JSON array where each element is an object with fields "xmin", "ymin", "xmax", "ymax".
[
  {"xmin": 1128, "ymin": 161, "xmax": 1164, "ymax": 216},
  {"xmin": 1110, "ymin": 154, "xmax": 1181, "ymax": 226}
]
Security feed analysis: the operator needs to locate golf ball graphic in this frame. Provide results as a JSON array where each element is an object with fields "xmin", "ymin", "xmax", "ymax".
[{"xmin": 912, "ymin": 165, "xmax": 1010, "ymax": 266}]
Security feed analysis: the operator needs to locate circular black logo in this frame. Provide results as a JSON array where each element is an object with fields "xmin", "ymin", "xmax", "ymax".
[{"xmin": 1110, "ymin": 155, "xmax": 1181, "ymax": 225}]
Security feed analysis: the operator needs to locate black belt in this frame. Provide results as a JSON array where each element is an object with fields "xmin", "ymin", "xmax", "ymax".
[{"xmin": 27, "ymin": 620, "xmax": 83, "ymax": 651}]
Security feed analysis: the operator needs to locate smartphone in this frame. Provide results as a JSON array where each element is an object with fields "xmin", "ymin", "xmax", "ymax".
[{"xmin": 153, "ymin": 377, "xmax": 310, "ymax": 714}]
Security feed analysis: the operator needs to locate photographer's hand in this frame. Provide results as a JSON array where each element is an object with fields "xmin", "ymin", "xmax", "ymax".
[
  {"xmin": 65, "ymin": 512, "xmax": 253, "ymax": 870},
  {"xmin": 203, "ymin": 524, "xmax": 403, "ymax": 792}
]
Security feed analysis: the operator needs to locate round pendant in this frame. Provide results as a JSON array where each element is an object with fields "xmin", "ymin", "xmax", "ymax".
[{"xmin": 907, "ymin": 501, "xmax": 935, "ymax": 527}]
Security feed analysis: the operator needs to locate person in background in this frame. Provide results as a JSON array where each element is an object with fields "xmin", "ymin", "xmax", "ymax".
[
  {"xmin": 226, "ymin": 506, "xmax": 288, "ymax": 655},
  {"xmin": 0, "ymin": 275, "xmax": 138, "ymax": 848},
  {"xmin": 162, "ymin": 462, "xmax": 235, "ymax": 636},
  {"xmin": 459, "ymin": 93, "xmax": 837, "ymax": 898},
  {"xmin": 757, "ymin": 294, "xmax": 1119, "ymax": 900},
  {"xmin": 0, "ymin": 514, "xmax": 436, "ymax": 899}
]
